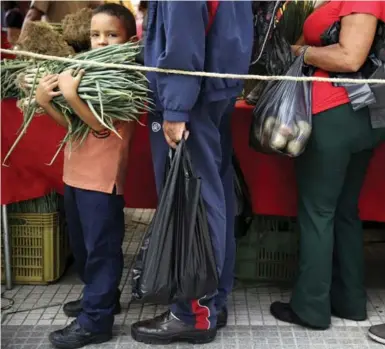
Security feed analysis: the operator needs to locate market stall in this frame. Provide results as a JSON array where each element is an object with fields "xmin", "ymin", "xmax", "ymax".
[
  {"xmin": 1, "ymin": 1, "xmax": 385, "ymax": 290},
  {"xmin": 2, "ymin": 98, "xmax": 385, "ymax": 221}
]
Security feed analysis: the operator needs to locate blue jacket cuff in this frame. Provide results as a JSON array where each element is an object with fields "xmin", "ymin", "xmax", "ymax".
[{"xmin": 163, "ymin": 110, "xmax": 190, "ymax": 122}]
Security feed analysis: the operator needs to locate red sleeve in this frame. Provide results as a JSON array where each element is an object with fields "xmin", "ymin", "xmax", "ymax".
[{"xmin": 339, "ymin": 1, "xmax": 383, "ymax": 19}]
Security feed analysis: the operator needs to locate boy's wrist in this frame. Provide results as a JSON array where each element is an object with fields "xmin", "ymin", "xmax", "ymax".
[
  {"xmin": 37, "ymin": 99, "xmax": 50, "ymax": 108},
  {"xmin": 62, "ymin": 90, "xmax": 77, "ymax": 102}
]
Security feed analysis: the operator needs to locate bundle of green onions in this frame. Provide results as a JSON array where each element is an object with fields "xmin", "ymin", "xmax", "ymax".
[
  {"xmin": 276, "ymin": 0, "xmax": 315, "ymax": 45},
  {"xmin": 7, "ymin": 191, "xmax": 60, "ymax": 214},
  {"xmin": 3, "ymin": 42, "xmax": 151, "ymax": 165},
  {"xmin": 1, "ymin": 59, "xmax": 31, "ymax": 99}
]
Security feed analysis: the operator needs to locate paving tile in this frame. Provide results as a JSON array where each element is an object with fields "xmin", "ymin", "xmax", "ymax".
[
  {"xmin": 37, "ymin": 345, "xmax": 54, "ymax": 349},
  {"xmin": 22, "ymin": 344, "xmax": 40, "ymax": 349},
  {"xmin": 28, "ymin": 330, "xmax": 47, "ymax": 338},
  {"xmin": 6, "ymin": 345, "xmax": 27, "ymax": 349},
  {"xmin": 7, "ymin": 337, "xmax": 29, "ymax": 346}
]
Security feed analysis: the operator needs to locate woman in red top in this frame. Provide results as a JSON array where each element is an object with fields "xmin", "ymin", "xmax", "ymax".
[{"xmin": 270, "ymin": 1, "xmax": 385, "ymax": 329}]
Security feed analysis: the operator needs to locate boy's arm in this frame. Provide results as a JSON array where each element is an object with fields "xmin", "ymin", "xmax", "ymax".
[
  {"xmin": 36, "ymin": 72, "xmax": 102, "ymax": 131},
  {"xmin": 41, "ymin": 103, "xmax": 69, "ymax": 128},
  {"xmin": 35, "ymin": 74, "xmax": 68, "ymax": 128},
  {"xmin": 58, "ymin": 70, "xmax": 105, "ymax": 132},
  {"xmin": 63, "ymin": 93, "xmax": 105, "ymax": 132}
]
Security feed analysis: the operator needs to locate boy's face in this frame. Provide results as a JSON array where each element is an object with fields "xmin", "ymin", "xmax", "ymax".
[{"xmin": 90, "ymin": 13, "xmax": 129, "ymax": 49}]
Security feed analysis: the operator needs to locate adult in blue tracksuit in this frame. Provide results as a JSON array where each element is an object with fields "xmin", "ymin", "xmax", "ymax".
[{"xmin": 131, "ymin": 1, "xmax": 253, "ymax": 345}]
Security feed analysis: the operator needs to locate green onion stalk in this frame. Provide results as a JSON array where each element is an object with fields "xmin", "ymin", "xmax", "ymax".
[
  {"xmin": 276, "ymin": 0, "xmax": 315, "ymax": 45},
  {"xmin": 3, "ymin": 42, "xmax": 152, "ymax": 166},
  {"xmin": 7, "ymin": 191, "xmax": 59, "ymax": 214},
  {"xmin": 1, "ymin": 59, "xmax": 31, "ymax": 99}
]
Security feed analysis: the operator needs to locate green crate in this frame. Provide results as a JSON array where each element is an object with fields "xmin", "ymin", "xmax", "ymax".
[
  {"xmin": 1, "ymin": 197, "xmax": 71, "ymax": 285},
  {"xmin": 235, "ymin": 216, "xmax": 299, "ymax": 284}
]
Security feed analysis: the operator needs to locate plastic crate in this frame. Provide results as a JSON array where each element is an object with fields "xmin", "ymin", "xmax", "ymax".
[
  {"xmin": 1, "ymin": 212, "xmax": 70, "ymax": 285},
  {"xmin": 235, "ymin": 216, "xmax": 299, "ymax": 284}
]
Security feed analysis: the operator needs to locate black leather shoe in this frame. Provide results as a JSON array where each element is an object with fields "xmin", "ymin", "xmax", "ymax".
[
  {"xmin": 131, "ymin": 311, "xmax": 217, "ymax": 345},
  {"xmin": 63, "ymin": 289, "xmax": 121, "ymax": 318},
  {"xmin": 270, "ymin": 302, "xmax": 328, "ymax": 330},
  {"xmin": 48, "ymin": 320, "xmax": 112, "ymax": 349},
  {"xmin": 217, "ymin": 307, "xmax": 228, "ymax": 329}
]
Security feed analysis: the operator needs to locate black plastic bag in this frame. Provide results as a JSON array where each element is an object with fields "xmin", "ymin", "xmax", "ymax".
[
  {"xmin": 368, "ymin": 60, "xmax": 385, "ymax": 129},
  {"xmin": 233, "ymin": 154, "xmax": 253, "ymax": 239},
  {"xmin": 250, "ymin": 1, "xmax": 285, "ymax": 68},
  {"xmin": 246, "ymin": 29, "xmax": 294, "ymax": 105},
  {"xmin": 246, "ymin": 1, "xmax": 315, "ymax": 105},
  {"xmin": 131, "ymin": 140, "xmax": 218, "ymax": 305},
  {"xmin": 250, "ymin": 55, "xmax": 312, "ymax": 157},
  {"xmin": 333, "ymin": 72, "xmax": 376, "ymax": 112},
  {"xmin": 246, "ymin": 1, "xmax": 289, "ymax": 105},
  {"xmin": 321, "ymin": 21, "xmax": 379, "ymax": 111},
  {"xmin": 245, "ymin": 76, "xmax": 270, "ymax": 106},
  {"xmin": 362, "ymin": 24, "xmax": 385, "ymax": 128},
  {"xmin": 373, "ymin": 21, "xmax": 385, "ymax": 62},
  {"xmin": 320, "ymin": 20, "xmax": 341, "ymax": 46}
]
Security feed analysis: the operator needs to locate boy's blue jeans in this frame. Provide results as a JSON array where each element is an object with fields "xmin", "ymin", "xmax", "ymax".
[{"xmin": 64, "ymin": 185, "xmax": 125, "ymax": 333}]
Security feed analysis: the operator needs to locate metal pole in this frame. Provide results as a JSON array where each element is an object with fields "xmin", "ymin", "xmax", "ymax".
[{"xmin": 2, "ymin": 205, "xmax": 13, "ymax": 290}]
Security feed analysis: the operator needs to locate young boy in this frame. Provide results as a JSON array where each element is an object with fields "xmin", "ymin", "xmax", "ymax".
[{"xmin": 35, "ymin": 4, "xmax": 137, "ymax": 349}]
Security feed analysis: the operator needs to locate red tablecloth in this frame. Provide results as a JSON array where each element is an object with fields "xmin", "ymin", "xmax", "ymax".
[
  {"xmin": 1, "ymin": 31, "xmax": 15, "ymax": 60},
  {"xmin": 2, "ymin": 99, "xmax": 385, "ymax": 221}
]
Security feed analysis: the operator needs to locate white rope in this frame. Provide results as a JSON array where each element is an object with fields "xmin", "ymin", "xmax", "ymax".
[{"xmin": 2, "ymin": 48, "xmax": 385, "ymax": 85}]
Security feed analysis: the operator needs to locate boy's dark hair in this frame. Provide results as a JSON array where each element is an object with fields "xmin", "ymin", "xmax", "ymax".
[{"xmin": 93, "ymin": 3, "xmax": 137, "ymax": 38}]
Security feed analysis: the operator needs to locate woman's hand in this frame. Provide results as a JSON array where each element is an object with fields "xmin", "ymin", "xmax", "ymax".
[
  {"xmin": 291, "ymin": 45, "xmax": 302, "ymax": 56},
  {"xmin": 291, "ymin": 45, "xmax": 309, "ymax": 57},
  {"xmin": 58, "ymin": 69, "xmax": 85, "ymax": 101},
  {"xmin": 35, "ymin": 74, "xmax": 61, "ymax": 107}
]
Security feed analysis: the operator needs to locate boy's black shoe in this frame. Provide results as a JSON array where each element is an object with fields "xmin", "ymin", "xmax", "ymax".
[
  {"xmin": 48, "ymin": 320, "xmax": 112, "ymax": 349},
  {"xmin": 217, "ymin": 307, "xmax": 228, "ymax": 329},
  {"xmin": 63, "ymin": 289, "xmax": 121, "ymax": 318},
  {"xmin": 131, "ymin": 311, "xmax": 217, "ymax": 345}
]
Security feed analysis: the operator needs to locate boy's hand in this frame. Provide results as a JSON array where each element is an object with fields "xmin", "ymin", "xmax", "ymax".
[
  {"xmin": 58, "ymin": 69, "xmax": 85, "ymax": 100},
  {"xmin": 35, "ymin": 74, "xmax": 61, "ymax": 107}
]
